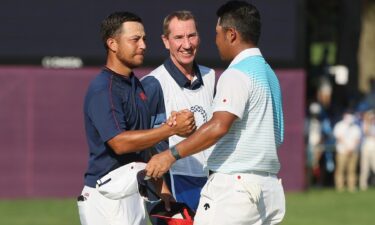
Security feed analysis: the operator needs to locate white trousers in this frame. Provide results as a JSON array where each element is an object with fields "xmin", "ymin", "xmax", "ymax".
[
  {"xmin": 194, "ymin": 172, "xmax": 285, "ymax": 225},
  {"xmin": 77, "ymin": 186, "xmax": 147, "ymax": 225}
]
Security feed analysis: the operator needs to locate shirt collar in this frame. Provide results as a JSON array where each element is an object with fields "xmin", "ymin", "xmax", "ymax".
[
  {"xmin": 229, "ymin": 48, "xmax": 262, "ymax": 67},
  {"xmin": 103, "ymin": 67, "xmax": 134, "ymax": 84},
  {"xmin": 163, "ymin": 57, "xmax": 204, "ymax": 90}
]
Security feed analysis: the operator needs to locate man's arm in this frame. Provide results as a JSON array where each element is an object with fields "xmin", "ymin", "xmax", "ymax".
[
  {"xmin": 152, "ymin": 177, "xmax": 175, "ymax": 211},
  {"xmin": 108, "ymin": 110, "xmax": 195, "ymax": 155},
  {"xmin": 145, "ymin": 111, "xmax": 237, "ymax": 178}
]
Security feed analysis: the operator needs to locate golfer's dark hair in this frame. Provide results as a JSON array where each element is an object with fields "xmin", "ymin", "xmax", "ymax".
[
  {"xmin": 100, "ymin": 11, "xmax": 143, "ymax": 50},
  {"xmin": 216, "ymin": 0, "xmax": 261, "ymax": 45},
  {"xmin": 163, "ymin": 10, "xmax": 197, "ymax": 37}
]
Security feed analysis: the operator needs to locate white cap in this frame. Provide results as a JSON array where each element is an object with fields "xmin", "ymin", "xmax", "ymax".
[{"xmin": 96, "ymin": 162, "xmax": 146, "ymax": 200}]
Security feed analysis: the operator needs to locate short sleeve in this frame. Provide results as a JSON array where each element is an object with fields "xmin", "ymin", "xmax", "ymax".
[
  {"xmin": 213, "ymin": 69, "xmax": 249, "ymax": 119},
  {"xmin": 141, "ymin": 75, "xmax": 169, "ymax": 153},
  {"xmin": 141, "ymin": 76, "xmax": 166, "ymax": 128}
]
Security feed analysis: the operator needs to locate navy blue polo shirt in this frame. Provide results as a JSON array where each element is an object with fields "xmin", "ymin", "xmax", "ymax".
[
  {"xmin": 141, "ymin": 57, "xmax": 204, "ymax": 153},
  {"xmin": 83, "ymin": 67, "xmax": 150, "ymax": 187}
]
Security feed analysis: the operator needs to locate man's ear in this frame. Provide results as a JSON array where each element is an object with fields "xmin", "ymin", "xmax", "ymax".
[
  {"xmin": 107, "ymin": 38, "xmax": 118, "ymax": 52},
  {"xmin": 225, "ymin": 27, "xmax": 237, "ymax": 44},
  {"xmin": 161, "ymin": 34, "xmax": 170, "ymax": 50}
]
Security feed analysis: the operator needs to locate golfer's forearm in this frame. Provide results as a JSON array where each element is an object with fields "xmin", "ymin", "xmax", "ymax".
[
  {"xmin": 108, "ymin": 124, "xmax": 174, "ymax": 154},
  {"xmin": 176, "ymin": 119, "xmax": 228, "ymax": 158}
]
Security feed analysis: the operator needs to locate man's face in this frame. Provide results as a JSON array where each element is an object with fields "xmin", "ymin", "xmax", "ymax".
[
  {"xmin": 113, "ymin": 21, "xmax": 146, "ymax": 69},
  {"xmin": 215, "ymin": 19, "xmax": 231, "ymax": 62},
  {"xmin": 162, "ymin": 18, "xmax": 199, "ymax": 69}
]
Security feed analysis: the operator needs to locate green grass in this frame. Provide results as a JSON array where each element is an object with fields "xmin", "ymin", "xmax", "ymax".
[
  {"xmin": 0, "ymin": 188, "xmax": 374, "ymax": 225},
  {"xmin": 0, "ymin": 198, "xmax": 80, "ymax": 225},
  {"xmin": 283, "ymin": 188, "xmax": 375, "ymax": 225}
]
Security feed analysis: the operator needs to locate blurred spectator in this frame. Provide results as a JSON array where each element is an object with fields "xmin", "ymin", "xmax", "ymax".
[
  {"xmin": 305, "ymin": 102, "xmax": 335, "ymax": 187},
  {"xmin": 359, "ymin": 110, "xmax": 375, "ymax": 190},
  {"xmin": 316, "ymin": 47, "xmax": 333, "ymax": 109},
  {"xmin": 333, "ymin": 111, "xmax": 362, "ymax": 192},
  {"xmin": 306, "ymin": 102, "xmax": 324, "ymax": 185},
  {"xmin": 317, "ymin": 76, "xmax": 333, "ymax": 109}
]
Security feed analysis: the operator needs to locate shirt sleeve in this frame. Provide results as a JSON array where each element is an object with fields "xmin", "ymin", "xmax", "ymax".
[
  {"xmin": 213, "ymin": 69, "xmax": 249, "ymax": 119},
  {"xmin": 87, "ymin": 90, "xmax": 123, "ymax": 142},
  {"xmin": 141, "ymin": 76, "xmax": 166, "ymax": 128},
  {"xmin": 141, "ymin": 75, "xmax": 169, "ymax": 153}
]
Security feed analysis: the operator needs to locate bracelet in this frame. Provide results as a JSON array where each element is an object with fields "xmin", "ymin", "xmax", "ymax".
[{"xmin": 170, "ymin": 145, "xmax": 181, "ymax": 160}]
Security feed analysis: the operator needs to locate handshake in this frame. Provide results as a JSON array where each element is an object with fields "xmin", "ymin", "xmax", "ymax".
[
  {"xmin": 165, "ymin": 109, "xmax": 196, "ymax": 137},
  {"xmin": 144, "ymin": 109, "xmax": 196, "ymax": 179}
]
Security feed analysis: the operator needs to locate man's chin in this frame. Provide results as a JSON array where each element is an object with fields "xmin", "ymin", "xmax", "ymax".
[
  {"xmin": 178, "ymin": 56, "xmax": 195, "ymax": 66},
  {"xmin": 132, "ymin": 58, "xmax": 144, "ymax": 67}
]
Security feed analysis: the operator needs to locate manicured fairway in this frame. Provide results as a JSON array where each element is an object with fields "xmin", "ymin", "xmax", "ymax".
[{"xmin": 0, "ymin": 188, "xmax": 374, "ymax": 225}]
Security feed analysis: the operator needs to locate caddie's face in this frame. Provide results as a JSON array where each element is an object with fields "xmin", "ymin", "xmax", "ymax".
[
  {"xmin": 162, "ymin": 18, "xmax": 200, "ymax": 69},
  {"xmin": 215, "ymin": 19, "xmax": 231, "ymax": 62},
  {"xmin": 111, "ymin": 21, "xmax": 146, "ymax": 69}
]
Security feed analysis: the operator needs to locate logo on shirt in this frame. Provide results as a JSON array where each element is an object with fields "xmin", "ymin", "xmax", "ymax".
[
  {"xmin": 139, "ymin": 92, "xmax": 147, "ymax": 101},
  {"xmin": 190, "ymin": 105, "xmax": 208, "ymax": 125}
]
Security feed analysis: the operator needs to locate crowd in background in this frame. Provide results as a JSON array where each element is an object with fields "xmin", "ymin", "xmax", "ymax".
[
  {"xmin": 305, "ymin": 76, "xmax": 375, "ymax": 192},
  {"xmin": 305, "ymin": 0, "xmax": 375, "ymax": 192}
]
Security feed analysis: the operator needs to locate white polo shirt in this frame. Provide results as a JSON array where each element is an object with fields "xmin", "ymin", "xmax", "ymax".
[
  {"xmin": 333, "ymin": 117, "xmax": 361, "ymax": 153},
  {"xmin": 208, "ymin": 48, "xmax": 284, "ymax": 174}
]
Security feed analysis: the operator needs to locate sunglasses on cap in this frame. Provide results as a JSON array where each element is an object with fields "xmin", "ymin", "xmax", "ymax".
[{"xmin": 137, "ymin": 169, "xmax": 162, "ymax": 204}]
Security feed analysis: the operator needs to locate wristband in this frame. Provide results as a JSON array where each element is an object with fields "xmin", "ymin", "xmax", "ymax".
[{"xmin": 170, "ymin": 145, "xmax": 181, "ymax": 160}]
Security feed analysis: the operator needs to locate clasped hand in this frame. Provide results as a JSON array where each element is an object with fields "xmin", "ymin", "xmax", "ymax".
[
  {"xmin": 166, "ymin": 109, "xmax": 196, "ymax": 137},
  {"xmin": 146, "ymin": 109, "xmax": 195, "ymax": 179}
]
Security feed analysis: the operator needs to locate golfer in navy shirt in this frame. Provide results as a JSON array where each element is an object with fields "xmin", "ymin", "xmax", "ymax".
[{"xmin": 77, "ymin": 11, "xmax": 196, "ymax": 225}]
